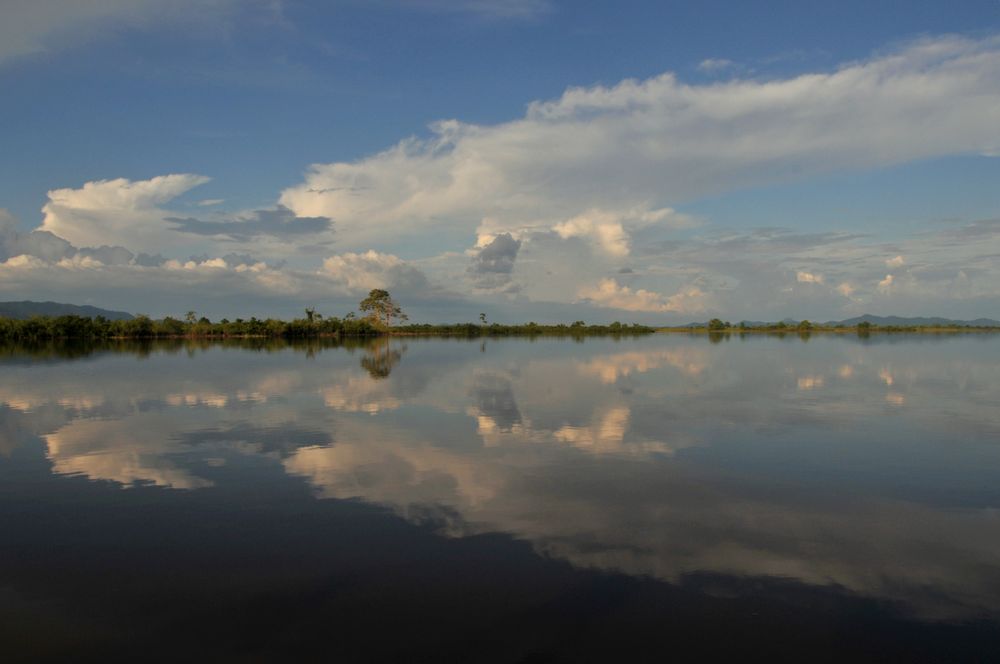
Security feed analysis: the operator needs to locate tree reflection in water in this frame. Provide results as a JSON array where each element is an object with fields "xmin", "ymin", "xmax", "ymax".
[{"xmin": 359, "ymin": 338, "xmax": 406, "ymax": 379}]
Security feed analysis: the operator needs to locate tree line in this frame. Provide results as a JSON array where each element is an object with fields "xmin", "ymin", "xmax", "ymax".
[
  {"xmin": 0, "ymin": 314, "xmax": 656, "ymax": 341},
  {"xmin": 685, "ymin": 318, "xmax": 999, "ymax": 334},
  {"xmin": 0, "ymin": 312, "xmax": 381, "ymax": 341},
  {"xmin": 0, "ymin": 289, "xmax": 655, "ymax": 341}
]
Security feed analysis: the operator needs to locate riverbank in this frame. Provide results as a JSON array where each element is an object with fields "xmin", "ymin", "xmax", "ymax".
[
  {"xmin": 0, "ymin": 314, "xmax": 655, "ymax": 341},
  {"xmin": 661, "ymin": 325, "xmax": 1000, "ymax": 334}
]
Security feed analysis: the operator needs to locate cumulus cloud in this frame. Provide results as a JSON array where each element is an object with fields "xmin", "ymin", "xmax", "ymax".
[
  {"xmin": 468, "ymin": 233, "xmax": 521, "ymax": 290},
  {"xmin": 0, "ymin": 246, "xmax": 304, "ymax": 308},
  {"xmin": 1, "ymin": 209, "xmax": 74, "ymax": 262},
  {"xmin": 837, "ymin": 282, "xmax": 856, "ymax": 298},
  {"xmin": 796, "ymin": 271, "xmax": 824, "ymax": 284},
  {"xmin": 2, "ymin": 208, "xmax": 139, "ymax": 266},
  {"xmin": 31, "ymin": 174, "xmax": 337, "ymax": 265},
  {"xmin": 280, "ymin": 35, "xmax": 1000, "ymax": 254},
  {"xmin": 579, "ymin": 279, "xmax": 708, "ymax": 314},
  {"xmin": 697, "ymin": 57, "xmax": 736, "ymax": 73},
  {"xmin": 877, "ymin": 274, "xmax": 895, "ymax": 293},
  {"xmin": 40, "ymin": 174, "xmax": 211, "ymax": 250},
  {"xmin": 553, "ymin": 210, "xmax": 630, "ymax": 257},
  {"xmin": 76, "ymin": 245, "xmax": 135, "ymax": 266},
  {"xmin": 6, "ymin": 190, "xmax": 1000, "ymax": 321},
  {"xmin": 319, "ymin": 251, "xmax": 432, "ymax": 295},
  {"xmin": 6, "ymin": 36, "xmax": 1000, "ymax": 321}
]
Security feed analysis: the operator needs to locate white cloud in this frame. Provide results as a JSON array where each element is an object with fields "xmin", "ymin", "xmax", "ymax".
[
  {"xmin": 6, "ymin": 36, "xmax": 1000, "ymax": 322},
  {"xmin": 40, "ymin": 174, "xmax": 211, "ymax": 250},
  {"xmin": 548, "ymin": 207, "xmax": 695, "ymax": 258},
  {"xmin": 6, "ymin": 193, "xmax": 1000, "ymax": 321},
  {"xmin": 553, "ymin": 210, "xmax": 630, "ymax": 257},
  {"xmin": 0, "ymin": 250, "xmax": 304, "ymax": 314},
  {"xmin": 836, "ymin": 282, "xmax": 856, "ymax": 297},
  {"xmin": 697, "ymin": 57, "xmax": 736, "ymax": 73},
  {"xmin": 579, "ymin": 279, "xmax": 707, "ymax": 314},
  {"xmin": 319, "ymin": 250, "xmax": 431, "ymax": 295},
  {"xmin": 281, "ymin": 35, "xmax": 1000, "ymax": 255}
]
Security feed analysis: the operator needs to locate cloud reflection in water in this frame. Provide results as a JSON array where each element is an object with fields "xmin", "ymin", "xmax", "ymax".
[{"xmin": 2, "ymin": 335, "xmax": 1000, "ymax": 620}]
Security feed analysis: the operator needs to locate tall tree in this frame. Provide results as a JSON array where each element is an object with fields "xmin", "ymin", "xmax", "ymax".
[{"xmin": 358, "ymin": 289, "xmax": 407, "ymax": 328}]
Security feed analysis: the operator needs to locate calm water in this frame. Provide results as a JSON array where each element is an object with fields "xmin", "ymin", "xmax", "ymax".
[{"xmin": 2, "ymin": 334, "xmax": 999, "ymax": 661}]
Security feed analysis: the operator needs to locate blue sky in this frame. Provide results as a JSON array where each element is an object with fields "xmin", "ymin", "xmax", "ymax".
[{"xmin": 2, "ymin": 0, "xmax": 1000, "ymax": 322}]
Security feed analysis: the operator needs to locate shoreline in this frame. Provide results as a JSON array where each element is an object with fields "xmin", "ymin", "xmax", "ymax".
[{"xmin": 659, "ymin": 326, "xmax": 1000, "ymax": 334}]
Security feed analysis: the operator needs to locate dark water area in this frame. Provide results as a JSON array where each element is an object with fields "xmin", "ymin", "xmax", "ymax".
[{"xmin": 2, "ymin": 334, "xmax": 999, "ymax": 662}]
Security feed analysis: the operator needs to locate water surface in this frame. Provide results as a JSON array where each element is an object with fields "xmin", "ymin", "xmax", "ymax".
[{"xmin": 2, "ymin": 334, "xmax": 999, "ymax": 661}]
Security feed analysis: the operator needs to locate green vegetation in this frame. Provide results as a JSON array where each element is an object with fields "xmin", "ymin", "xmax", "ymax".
[
  {"xmin": 0, "ymin": 290, "xmax": 655, "ymax": 341},
  {"xmin": 9, "ymin": 289, "xmax": 991, "ymax": 342},
  {"xmin": 0, "ymin": 312, "xmax": 379, "ymax": 341},
  {"xmin": 0, "ymin": 313, "xmax": 656, "ymax": 341},
  {"xmin": 394, "ymin": 321, "xmax": 655, "ymax": 337},
  {"xmin": 663, "ymin": 319, "xmax": 1000, "ymax": 336},
  {"xmin": 359, "ymin": 289, "xmax": 407, "ymax": 327}
]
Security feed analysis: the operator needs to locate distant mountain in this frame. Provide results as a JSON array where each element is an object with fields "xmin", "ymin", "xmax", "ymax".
[
  {"xmin": 0, "ymin": 301, "xmax": 133, "ymax": 321},
  {"xmin": 826, "ymin": 314, "xmax": 1000, "ymax": 327}
]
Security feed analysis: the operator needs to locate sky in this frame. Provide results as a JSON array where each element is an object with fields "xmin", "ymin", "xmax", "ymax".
[{"xmin": 1, "ymin": 0, "xmax": 999, "ymax": 323}]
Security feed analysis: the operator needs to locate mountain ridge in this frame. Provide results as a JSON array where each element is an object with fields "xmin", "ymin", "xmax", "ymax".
[{"xmin": 0, "ymin": 301, "xmax": 134, "ymax": 321}]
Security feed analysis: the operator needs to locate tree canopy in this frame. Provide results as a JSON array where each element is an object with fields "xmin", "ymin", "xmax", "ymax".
[{"xmin": 358, "ymin": 289, "xmax": 407, "ymax": 328}]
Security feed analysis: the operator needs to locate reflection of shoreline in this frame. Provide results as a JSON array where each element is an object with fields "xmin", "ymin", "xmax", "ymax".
[
  {"xmin": 4, "ymin": 330, "xmax": 987, "ymax": 366},
  {"xmin": 0, "ymin": 336, "xmax": 401, "ymax": 363},
  {"xmin": 661, "ymin": 328, "xmax": 1000, "ymax": 337}
]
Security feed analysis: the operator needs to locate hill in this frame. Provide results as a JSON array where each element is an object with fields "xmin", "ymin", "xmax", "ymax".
[{"xmin": 0, "ymin": 301, "xmax": 133, "ymax": 321}]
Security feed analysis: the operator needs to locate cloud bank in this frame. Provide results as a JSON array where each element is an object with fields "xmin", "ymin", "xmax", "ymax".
[
  {"xmin": 3, "ymin": 35, "xmax": 1000, "ymax": 320},
  {"xmin": 280, "ymin": 35, "xmax": 1000, "ymax": 248}
]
